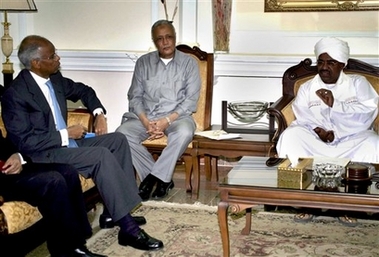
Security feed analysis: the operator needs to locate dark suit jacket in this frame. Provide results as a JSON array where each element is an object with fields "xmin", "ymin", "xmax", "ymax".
[
  {"xmin": 0, "ymin": 130, "xmax": 31, "ymax": 194},
  {"xmin": 0, "ymin": 130, "xmax": 17, "ymax": 164},
  {"xmin": 1, "ymin": 69, "xmax": 106, "ymax": 160}
]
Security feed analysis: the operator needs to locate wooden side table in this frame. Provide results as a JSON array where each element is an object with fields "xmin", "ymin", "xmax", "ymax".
[
  {"xmin": 192, "ymin": 127, "xmax": 274, "ymax": 195},
  {"xmin": 197, "ymin": 135, "xmax": 272, "ymax": 176}
]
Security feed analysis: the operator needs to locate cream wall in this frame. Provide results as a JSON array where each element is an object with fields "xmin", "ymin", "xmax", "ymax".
[
  {"xmin": 1, "ymin": 0, "xmax": 378, "ymax": 131},
  {"xmin": 8, "ymin": 1, "xmax": 377, "ymax": 54}
]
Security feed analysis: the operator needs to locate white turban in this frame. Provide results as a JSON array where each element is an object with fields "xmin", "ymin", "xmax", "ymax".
[{"xmin": 314, "ymin": 37, "xmax": 350, "ymax": 65}]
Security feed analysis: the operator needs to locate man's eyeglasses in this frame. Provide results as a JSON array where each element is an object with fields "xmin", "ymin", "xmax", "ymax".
[
  {"xmin": 39, "ymin": 52, "xmax": 59, "ymax": 61},
  {"xmin": 154, "ymin": 35, "xmax": 175, "ymax": 44}
]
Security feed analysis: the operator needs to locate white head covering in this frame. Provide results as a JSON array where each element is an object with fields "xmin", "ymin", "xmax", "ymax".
[{"xmin": 314, "ymin": 37, "xmax": 350, "ymax": 65}]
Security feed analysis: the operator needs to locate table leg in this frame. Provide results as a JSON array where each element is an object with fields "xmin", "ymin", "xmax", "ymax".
[
  {"xmin": 241, "ymin": 207, "xmax": 252, "ymax": 235},
  {"xmin": 205, "ymin": 155, "xmax": 219, "ymax": 182},
  {"xmin": 205, "ymin": 155, "xmax": 212, "ymax": 180},
  {"xmin": 212, "ymin": 157, "xmax": 219, "ymax": 181},
  {"xmin": 218, "ymin": 201, "xmax": 230, "ymax": 257}
]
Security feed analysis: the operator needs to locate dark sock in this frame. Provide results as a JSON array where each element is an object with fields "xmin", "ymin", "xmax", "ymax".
[{"xmin": 118, "ymin": 213, "xmax": 141, "ymax": 236}]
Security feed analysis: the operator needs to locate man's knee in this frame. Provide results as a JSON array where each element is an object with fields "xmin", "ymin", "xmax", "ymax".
[
  {"xmin": 113, "ymin": 131, "xmax": 128, "ymax": 142},
  {"xmin": 181, "ymin": 130, "xmax": 194, "ymax": 142},
  {"xmin": 282, "ymin": 126, "xmax": 309, "ymax": 141},
  {"xmin": 42, "ymin": 172, "xmax": 68, "ymax": 193},
  {"xmin": 104, "ymin": 132, "xmax": 130, "ymax": 148}
]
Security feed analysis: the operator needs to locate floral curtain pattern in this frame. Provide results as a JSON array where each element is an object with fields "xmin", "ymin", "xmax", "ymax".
[{"xmin": 212, "ymin": 0, "xmax": 232, "ymax": 53}]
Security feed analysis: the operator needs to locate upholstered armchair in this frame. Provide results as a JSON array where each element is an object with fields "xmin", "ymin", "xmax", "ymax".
[
  {"xmin": 142, "ymin": 44, "xmax": 214, "ymax": 198},
  {"xmin": 266, "ymin": 58, "xmax": 379, "ymax": 166}
]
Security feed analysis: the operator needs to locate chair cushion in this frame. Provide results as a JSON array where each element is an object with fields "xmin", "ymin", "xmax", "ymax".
[
  {"xmin": 79, "ymin": 175, "xmax": 96, "ymax": 192},
  {"xmin": 0, "ymin": 201, "xmax": 42, "ymax": 234},
  {"xmin": 142, "ymin": 136, "xmax": 194, "ymax": 148}
]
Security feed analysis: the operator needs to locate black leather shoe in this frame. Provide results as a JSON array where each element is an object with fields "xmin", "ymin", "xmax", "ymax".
[
  {"xmin": 152, "ymin": 180, "xmax": 174, "ymax": 199},
  {"xmin": 118, "ymin": 229, "xmax": 164, "ymax": 251},
  {"xmin": 99, "ymin": 214, "xmax": 114, "ymax": 229},
  {"xmin": 139, "ymin": 174, "xmax": 157, "ymax": 201},
  {"xmin": 72, "ymin": 246, "xmax": 107, "ymax": 257},
  {"xmin": 99, "ymin": 214, "xmax": 147, "ymax": 228}
]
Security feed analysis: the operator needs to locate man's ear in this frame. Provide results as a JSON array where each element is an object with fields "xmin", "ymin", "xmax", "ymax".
[{"xmin": 30, "ymin": 59, "xmax": 40, "ymax": 69}]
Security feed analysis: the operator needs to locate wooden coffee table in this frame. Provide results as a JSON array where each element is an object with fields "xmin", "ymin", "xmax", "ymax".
[{"xmin": 218, "ymin": 156, "xmax": 379, "ymax": 257}]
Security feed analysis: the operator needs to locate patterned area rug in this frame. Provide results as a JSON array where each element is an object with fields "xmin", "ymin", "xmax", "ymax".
[
  {"xmin": 27, "ymin": 201, "xmax": 379, "ymax": 257},
  {"xmin": 82, "ymin": 201, "xmax": 379, "ymax": 257}
]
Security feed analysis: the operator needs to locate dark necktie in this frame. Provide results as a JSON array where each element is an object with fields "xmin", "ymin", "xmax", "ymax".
[{"xmin": 46, "ymin": 80, "xmax": 78, "ymax": 148}]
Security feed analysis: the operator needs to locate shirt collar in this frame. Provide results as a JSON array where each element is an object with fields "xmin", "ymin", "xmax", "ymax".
[
  {"xmin": 153, "ymin": 48, "xmax": 181, "ymax": 65},
  {"xmin": 29, "ymin": 70, "xmax": 49, "ymax": 86}
]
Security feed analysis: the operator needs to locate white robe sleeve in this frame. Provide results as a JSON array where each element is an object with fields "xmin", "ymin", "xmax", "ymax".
[
  {"xmin": 291, "ymin": 78, "xmax": 328, "ymax": 132},
  {"xmin": 330, "ymin": 74, "xmax": 378, "ymax": 140}
]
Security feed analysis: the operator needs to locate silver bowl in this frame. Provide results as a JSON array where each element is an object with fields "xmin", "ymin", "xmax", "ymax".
[{"xmin": 227, "ymin": 101, "xmax": 268, "ymax": 123}]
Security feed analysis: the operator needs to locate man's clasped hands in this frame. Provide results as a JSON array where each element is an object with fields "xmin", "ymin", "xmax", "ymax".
[{"xmin": 145, "ymin": 117, "xmax": 170, "ymax": 140}]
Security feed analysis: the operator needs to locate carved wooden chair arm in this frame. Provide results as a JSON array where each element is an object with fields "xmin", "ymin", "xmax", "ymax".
[
  {"xmin": 265, "ymin": 94, "xmax": 295, "ymax": 167},
  {"xmin": 267, "ymin": 94, "xmax": 295, "ymax": 145}
]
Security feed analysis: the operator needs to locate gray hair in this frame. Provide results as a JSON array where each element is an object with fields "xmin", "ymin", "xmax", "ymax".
[
  {"xmin": 151, "ymin": 20, "xmax": 176, "ymax": 39},
  {"xmin": 18, "ymin": 35, "xmax": 49, "ymax": 69}
]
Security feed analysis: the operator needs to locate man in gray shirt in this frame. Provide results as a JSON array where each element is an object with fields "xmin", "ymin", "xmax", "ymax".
[{"xmin": 116, "ymin": 20, "xmax": 201, "ymax": 201}]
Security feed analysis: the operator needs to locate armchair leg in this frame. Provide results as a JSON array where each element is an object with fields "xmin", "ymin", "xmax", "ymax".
[
  {"xmin": 189, "ymin": 154, "xmax": 201, "ymax": 199},
  {"xmin": 183, "ymin": 155, "xmax": 193, "ymax": 193},
  {"xmin": 186, "ymin": 154, "xmax": 200, "ymax": 199}
]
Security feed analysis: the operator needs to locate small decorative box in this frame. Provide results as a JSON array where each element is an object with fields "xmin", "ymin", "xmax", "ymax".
[{"xmin": 277, "ymin": 159, "xmax": 313, "ymax": 189}]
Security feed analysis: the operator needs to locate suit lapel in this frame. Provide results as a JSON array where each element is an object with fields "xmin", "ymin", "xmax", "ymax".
[{"xmin": 20, "ymin": 70, "xmax": 56, "ymax": 127}]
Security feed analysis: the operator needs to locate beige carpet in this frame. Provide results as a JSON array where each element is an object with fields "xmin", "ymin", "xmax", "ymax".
[{"xmin": 28, "ymin": 201, "xmax": 379, "ymax": 257}]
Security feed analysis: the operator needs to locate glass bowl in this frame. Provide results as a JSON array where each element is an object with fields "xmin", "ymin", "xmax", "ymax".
[
  {"xmin": 312, "ymin": 163, "xmax": 345, "ymax": 178},
  {"xmin": 313, "ymin": 176, "xmax": 342, "ymax": 191},
  {"xmin": 227, "ymin": 101, "xmax": 268, "ymax": 123}
]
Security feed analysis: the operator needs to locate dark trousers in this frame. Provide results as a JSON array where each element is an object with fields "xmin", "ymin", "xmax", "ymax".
[
  {"xmin": 0, "ymin": 163, "xmax": 90, "ymax": 256},
  {"xmin": 48, "ymin": 132, "xmax": 141, "ymax": 222}
]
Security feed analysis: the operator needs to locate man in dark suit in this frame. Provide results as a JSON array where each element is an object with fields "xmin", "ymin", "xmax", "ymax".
[
  {"xmin": 1, "ymin": 35, "xmax": 163, "ymax": 251},
  {"xmin": 0, "ymin": 131, "xmax": 104, "ymax": 257}
]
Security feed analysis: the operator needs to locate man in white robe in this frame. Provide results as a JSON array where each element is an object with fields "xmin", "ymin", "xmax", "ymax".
[
  {"xmin": 276, "ymin": 37, "xmax": 379, "ymax": 226},
  {"xmin": 277, "ymin": 37, "xmax": 379, "ymax": 164}
]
